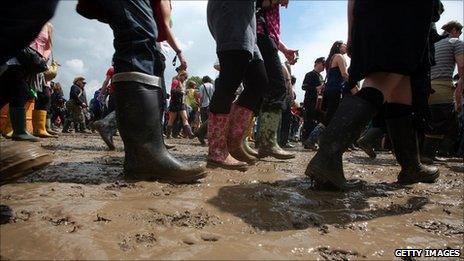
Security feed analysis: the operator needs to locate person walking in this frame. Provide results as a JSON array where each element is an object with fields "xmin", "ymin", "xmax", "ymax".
[
  {"xmin": 422, "ymin": 21, "xmax": 463, "ymax": 163},
  {"xmin": 306, "ymin": 1, "xmax": 440, "ymax": 190},
  {"xmin": 77, "ymin": 0, "xmax": 206, "ymax": 183},
  {"xmin": 255, "ymin": 0, "xmax": 298, "ymax": 160},
  {"xmin": 206, "ymin": 0, "xmax": 269, "ymax": 170},
  {"xmin": 195, "ymin": 76, "xmax": 215, "ymax": 145},
  {"xmin": 301, "ymin": 57, "xmax": 325, "ymax": 149}
]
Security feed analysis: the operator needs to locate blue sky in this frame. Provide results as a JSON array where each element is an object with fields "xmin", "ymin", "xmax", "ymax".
[{"xmin": 51, "ymin": 1, "xmax": 463, "ymax": 102}]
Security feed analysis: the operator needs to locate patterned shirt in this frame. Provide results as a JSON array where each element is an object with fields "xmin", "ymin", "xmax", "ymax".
[{"xmin": 256, "ymin": 5, "xmax": 281, "ymax": 45}]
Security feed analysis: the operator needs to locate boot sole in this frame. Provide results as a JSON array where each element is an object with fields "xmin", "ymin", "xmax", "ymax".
[
  {"xmin": 305, "ymin": 161, "xmax": 360, "ymax": 191},
  {"xmin": 257, "ymin": 152, "xmax": 295, "ymax": 160},
  {"xmin": 206, "ymin": 160, "xmax": 248, "ymax": 172}
]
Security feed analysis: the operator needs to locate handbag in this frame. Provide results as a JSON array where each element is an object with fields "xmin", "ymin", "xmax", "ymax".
[
  {"xmin": 16, "ymin": 47, "xmax": 48, "ymax": 74},
  {"xmin": 44, "ymin": 52, "xmax": 59, "ymax": 81}
]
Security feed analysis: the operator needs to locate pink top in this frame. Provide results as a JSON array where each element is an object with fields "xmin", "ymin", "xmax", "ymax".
[
  {"xmin": 30, "ymin": 24, "xmax": 52, "ymax": 59},
  {"xmin": 256, "ymin": 5, "xmax": 281, "ymax": 46}
]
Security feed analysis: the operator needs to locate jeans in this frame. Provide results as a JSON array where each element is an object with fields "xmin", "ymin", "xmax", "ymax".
[
  {"xmin": 257, "ymin": 34, "xmax": 287, "ymax": 111},
  {"xmin": 96, "ymin": 0, "xmax": 159, "ymax": 75}
]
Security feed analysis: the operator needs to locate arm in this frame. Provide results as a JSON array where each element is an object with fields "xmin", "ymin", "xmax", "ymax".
[
  {"xmin": 100, "ymin": 75, "xmax": 111, "ymax": 92},
  {"xmin": 347, "ymin": 0, "xmax": 355, "ymax": 57},
  {"xmin": 43, "ymin": 23, "xmax": 53, "ymax": 60},
  {"xmin": 454, "ymin": 53, "xmax": 464, "ymax": 112},
  {"xmin": 159, "ymin": 0, "xmax": 187, "ymax": 70},
  {"xmin": 278, "ymin": 40, "xmax": 298, "ymax": 65}
]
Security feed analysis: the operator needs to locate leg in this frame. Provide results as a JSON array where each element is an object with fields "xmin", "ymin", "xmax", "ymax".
[
  {"xmin": 384, "ymin": 76, "xmax": 439, "ymax": 184},
  {"xmin": 207, "ymin": 50, "xmax": 252, "ymax": 170},
  {"xmin": 96, "ymin": 0, "xmax": 206, "ymax": 182},
  {"xmin": 256, "ymin": 34, "xmax": 294, "ymax": 159},
  {"xmin": 180, "ymin": 109, "xmax": 194, "ymax": 139}
]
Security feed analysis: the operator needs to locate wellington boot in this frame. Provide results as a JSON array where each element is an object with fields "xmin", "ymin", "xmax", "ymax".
[
  {"xmin": 227, "ymin": 104, "xmax": 257, "ymax": 165},
  {"xmin": 114, "ymin": 73, "xmax": 206, "ymax": 183},
  {"xmin": 207, "ymin": 112, "xmax": 248, "ymax": 171},
  {"xmin": 357, "ymin": 127, "xmax": 383, "ymax": 159},
  {"xmin": 165, "ymin": 125, "xmax": 172, "ymax": 139},
  {"xmin": 386, "ymin": 114, "xmax": 439, "ymax": 185},
  {"xmin": 93, "ymin": 111, "xmax": 117, "ymax": 150},
  {"xmin": 243, "ymin": 117, "xmax": 258, "ymax": 157},
  {"xmin": 182, "ymin": 125, "xmax": 195, "ymax": 139},
  {"xmin": 62, "ymin": 119, "xmax": 72, "ymax": 133},
  {"xmin": 0, "ymin": 141, "xmax": 52, "ymax": 185},
  {"xmin": 303, "ymin": 123, "xmax": 325, "ymax": 150},
  {"xmin": 420, "ymin": 136, "xmax": 441, "ymax": 164},
  {"xmin": 305, "ymin": 96, "xmax": 376, "ymax": 190},
  {"xmin": 257, "ymin": 109, "xmax": 295, "ymax": 160},
  {"xmin": 32, "ymin": 110, "xmax": 56, "ymax": 138},
  {"xmin": 9, "ymin": 107, "xmax": 39, "ymax": 142},
  {"xmin": 195, "ymin": 121, "xmax": 207, "ymax": 146},
  {"xmin": 46, "ymin": 118, "xmax": 59, "ymax": 135}
]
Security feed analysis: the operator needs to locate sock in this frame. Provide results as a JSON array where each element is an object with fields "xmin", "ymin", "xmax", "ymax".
[
  {"xmin": 355, "ymin": 87, "xmax": 384, "ymax": 111},
  {"xmin": 384, "ymin": 103, "xmax": 412, "ymax": 119}
]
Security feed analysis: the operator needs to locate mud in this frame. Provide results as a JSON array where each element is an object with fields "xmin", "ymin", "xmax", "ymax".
[{"xmin": 0, "ymin": 133, "xmax": 463, "ymax": 260}]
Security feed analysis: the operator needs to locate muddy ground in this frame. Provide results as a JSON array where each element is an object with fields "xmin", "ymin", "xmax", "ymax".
[{"xmin": 0, "ymin": 132, "xmax": 463, "ymax": 260}]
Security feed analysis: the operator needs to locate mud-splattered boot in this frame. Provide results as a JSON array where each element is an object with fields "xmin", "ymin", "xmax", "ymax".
[
  {"xmin": 9, "ymin": 107, "xmax": 39, "ymax": 142},
  {"xmin": 207, "ymin": 112, "xmax": 248, "ymax": 171},
  {"xmin": 386, "ymin": 113, "xmax": 439, "ymax": 185},
  {"xmin": 227, "ymin": 104, "xmax": 258, "ymax": 165},
  {"xmin": 93, "ymin": 111, "xmax": 118, "ymax": 150},
  {"xmin": 357, "ymin": 127, "xmax": 384, "ymax": 159},
  {"xmin": 0, "ymin": 141, "xmax": 52, "ymax": 185},
  {"xmin": 303, "ymin": 123, "xmax": 325, "ymax": 150},
  {"xmin": 165, "ymin": 125, "xmax": 172, "ymax": 139},
  {"xmin": 257, "ymin": 109, "xmax": 295, "ymax": 160},
  {"xmin": 195, "ymin": 121, "xmax": 207, "ymax": 146},
  {"xmin": 243, "ymin": 117, "xmax": 258, "ymax": 157},
  {"xmin": 113, "ymin": 72, "xmax": 207, "ymax": 183},
  {"xmin": 305, "ymin": 95, "xmax": 378, "ymax": 190},
  {"xmin": 420, "ymin": 136, "xmax": 441, "ymax": 164},
  {"xmin": 182, "ymin": 124, "xmax": 195, "ymax": 139}
]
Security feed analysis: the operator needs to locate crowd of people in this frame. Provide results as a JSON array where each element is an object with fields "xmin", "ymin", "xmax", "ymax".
[{"xmin": 1, "ymin": 0, "xmax": 463, "ymax": 191}]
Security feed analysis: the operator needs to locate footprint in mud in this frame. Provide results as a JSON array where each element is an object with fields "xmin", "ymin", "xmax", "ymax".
[
  {"xmin": 118, "ymin": 233, "xmax": 157, "ymax": 252},
  {"xmin": 414, "ymin": 220, "xmax": 464, "ymax": 237},
  {"xmin": 104, "ymin": 181, "xmax": 139, "ymax": 191},
  {"xmin": 317, "ymin": 246, "xmax": 365, "ymax": 260},
  {"xmin": 132, "ymin": 208, "xmax": 222, "ymax": 229}
]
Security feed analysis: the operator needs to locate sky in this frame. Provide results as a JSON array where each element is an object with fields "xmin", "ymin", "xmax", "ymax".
[{"xmin": 50, "ymin": 1, "xmax": 464, "ymax": 102}]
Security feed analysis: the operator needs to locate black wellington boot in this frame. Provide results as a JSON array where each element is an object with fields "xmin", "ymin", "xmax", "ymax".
[
  {"xmin": 305, "ymin": 95, "xmax": 377, "ymax": 190},
  {"xmin": 357, "ymin": 127, "xmax": 384, "ymax": 159},
  {"xmin": 420, "ymin": 136, "xmax": 441, "ymax": 164},
  {"xmin": 386, "ymin": 115, "xmax": 439, "ymax": 185},
  {"xmin": 113, "ymin": 73, "xmax": 207, "ymax": 183},
  {"xmin": 93, "ymin": 111, "xmax": 117, "ymax": 150},
  {"xmin": 195, "ymin": 121, "xmax": 207, "ymax": 146}
]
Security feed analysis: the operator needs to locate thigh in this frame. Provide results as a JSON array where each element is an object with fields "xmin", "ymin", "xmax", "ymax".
[
  {"xmin": 363, "ymin": 72, "xmax": 411, "ymax": 104},
  {"xmin": 209, "ymin": 50, "xmax": 251, "ymax": 113}
]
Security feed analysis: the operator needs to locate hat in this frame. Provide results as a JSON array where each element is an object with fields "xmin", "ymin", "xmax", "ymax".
[{"xmin": 73, "ymin": 76, "xmax": 86, "ymax": 84}]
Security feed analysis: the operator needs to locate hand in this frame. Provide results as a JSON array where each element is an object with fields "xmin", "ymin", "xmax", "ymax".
[
  {"xmin": 455, "ymin": 102, "xmax": 462, "ymax": 113},
  {"xmin": 178, "ymin": 52, "xmax": 187, "ymax": 71},
  {"xmin": 350, "ymin": 87, "xmax": 359, "ymax": 95},
  {"xmin": 284, "ymin": 49, "xmax": 298, "ymax": 65}
]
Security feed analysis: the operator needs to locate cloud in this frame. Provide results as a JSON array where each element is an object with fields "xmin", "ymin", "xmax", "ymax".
[{"xmin": 65, "ymin": 59, "xmax": 86, "ymax": 74}]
